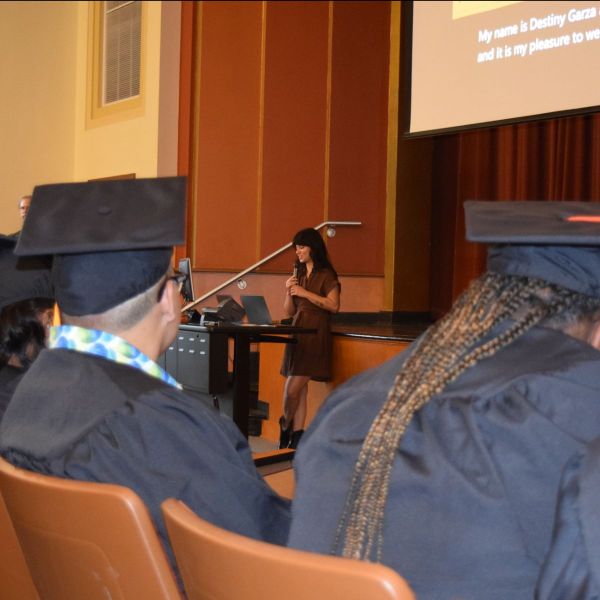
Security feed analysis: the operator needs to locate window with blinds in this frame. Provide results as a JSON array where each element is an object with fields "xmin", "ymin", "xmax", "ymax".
[
  {"xmin": 103, "ymin": 1, "xmax": 141, "ymax": 105},
  {"xmin": 87, "ymin": 0, "xmax": 145, "ymax": 125}
]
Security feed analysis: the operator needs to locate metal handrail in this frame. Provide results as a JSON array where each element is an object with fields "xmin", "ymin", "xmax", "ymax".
[{"xmin": 181, "ymin": 220, "xmax": 362, "ymax": 313}]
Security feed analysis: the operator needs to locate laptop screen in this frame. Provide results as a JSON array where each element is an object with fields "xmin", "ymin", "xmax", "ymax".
[{"xmin": 240, "ymin": 295, "xmax": 273, "ymax": 325}]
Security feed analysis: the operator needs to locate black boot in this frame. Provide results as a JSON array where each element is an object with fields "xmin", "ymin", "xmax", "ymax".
[
  {"xmin": 289, "ymin": 429, "xmax": 304, "ymax": 450},
  {"xmin": 278, "ymin": 416, "xmax": 292, "ymax": 449}
]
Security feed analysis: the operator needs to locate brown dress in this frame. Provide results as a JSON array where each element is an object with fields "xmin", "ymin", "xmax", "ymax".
[{"xmin": 280, "ymin": 268, "xmax": 340, "ymax": 382}]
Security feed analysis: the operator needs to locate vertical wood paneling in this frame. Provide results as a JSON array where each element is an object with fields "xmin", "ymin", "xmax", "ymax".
[
  {"xmin": 194, "ymin": 1, "xmax": 263, "ymax": 269},
  {"xmin": 175, "ymin": 0, "xmax": 195, "ymax": 264},
  {"xmin": 187, "ymin": 1, "xmax": 392, "ymax": 279},
  {"xmin": 259, "ymin": 336, "xmax": 409, "ymax": 442},
  {"xmin": 259, "ymin": 1, "xmax": 330, "ymax": 271},
  {"xmin": 327, "ymin": 1, "xmax": 390, "ymax": 275}
]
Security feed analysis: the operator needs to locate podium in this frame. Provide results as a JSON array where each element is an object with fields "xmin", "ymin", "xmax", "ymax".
[
  {"xmin": 160, "ymin": 326, "xmax": 228, "ymax": 394},
  {"xmin": 159, "ymin": 323, "xmax": 315, "ymax": 437}
]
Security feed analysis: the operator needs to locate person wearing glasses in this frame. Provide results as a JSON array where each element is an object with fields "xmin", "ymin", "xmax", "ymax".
[
  {"xmin": 18, "ymin": 195, "xmax": 31, "ymax": 221},
  {"xmin": 0, "ymin": 178, "xmax": 291, "ymax": 583},
  {"xmin": 7, "ymin": 194, "xmax": 32, "ymax": 237}
]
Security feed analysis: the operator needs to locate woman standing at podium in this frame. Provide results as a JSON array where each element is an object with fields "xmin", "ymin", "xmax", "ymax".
[{"xmin": 279, "ymin": 228, "xmax": 340, "ymax": 449}]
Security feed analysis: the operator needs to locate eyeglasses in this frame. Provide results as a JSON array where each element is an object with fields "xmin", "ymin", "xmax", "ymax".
[{"xmin": 156, "ymin": 271, "xmax": 187, "ymax": 301}]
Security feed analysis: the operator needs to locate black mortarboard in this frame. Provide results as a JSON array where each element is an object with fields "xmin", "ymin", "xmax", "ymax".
[
  {"xmin": 14, "ymin": 177, "xmax": 186, "ymax": 316},
  {"xmin": 0, "ymin": 235, "xmax": 53, "ymax": 310},
  {"xmin": 465, "ymin": 200, "xmax": 600, "ymax": 297}
]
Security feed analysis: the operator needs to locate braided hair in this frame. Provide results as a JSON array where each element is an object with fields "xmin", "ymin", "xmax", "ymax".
[{"xmin": 333, "ymin": 271, "xmax": 600, "ymax": 563}]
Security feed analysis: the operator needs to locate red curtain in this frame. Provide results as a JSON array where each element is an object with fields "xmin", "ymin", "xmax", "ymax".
[{"xmin": 430, "ymin": 113, "xmax": 600, "ymax": 318}]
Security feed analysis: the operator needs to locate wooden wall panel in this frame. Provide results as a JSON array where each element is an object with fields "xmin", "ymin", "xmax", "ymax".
[
  {"xmin": 327, "ymin": 1, "xmax": 390, "ymax": 276},
  {"xmin": 259, "ymin": 1, "xmax": 329, "ymax": 272},
  {"xmin": 187, "ymin": 1, "xmax": 394, "ymax": 282},
  {"xmin": 176, "ymin": 1, "xmax": 195, "ymax": 264},
  {"xmin": 259, "ymin": 335, "xmax": 409, "ymax": 443},
  {"xmin": 194, "ymin": 1, "xmax": 263, "ymax": 270}
]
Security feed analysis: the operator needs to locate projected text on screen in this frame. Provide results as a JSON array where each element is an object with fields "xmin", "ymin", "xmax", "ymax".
[{"xmin": 408, "ymin": 1, "xmax": 600, "ymax": 135}]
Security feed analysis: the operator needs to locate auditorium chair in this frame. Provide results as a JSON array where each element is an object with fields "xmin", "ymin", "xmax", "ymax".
[
  {"xmin": 0, "ymin": 455, "xmax": 182, "ymax": 600},
  {"xmin": 162, "ymin": 498, "xmax": 416, "ymax": 600},
  {"xmin": 0, "ymin": 490, "xmax": 39, "ymax": 599}
]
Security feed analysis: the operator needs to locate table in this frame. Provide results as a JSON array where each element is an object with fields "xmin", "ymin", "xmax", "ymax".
[{"xmin": 176, "ymin": 323, "xmax": 315, "ymax": 437}]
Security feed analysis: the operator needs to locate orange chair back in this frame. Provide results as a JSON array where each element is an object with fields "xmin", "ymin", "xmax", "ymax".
[
  {"xmin": 0, "ymin": 456, "xmax": 182, "ymax": 600},
  {"xmin": 0, "ymin": 490, "xmax": 39, "ymax": 599},
  {"xmin": 162, "ymin": 498, "xmax": 416, "ymax": 600}
]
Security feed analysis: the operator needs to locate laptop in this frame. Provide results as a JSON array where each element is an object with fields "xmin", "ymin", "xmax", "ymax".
[
  {"xmin": 210, "ymin": 295, "xmax": 245, "ymax": 322},
  {"xmin": 240, "ymin": 295, "xmax": 275, "ymax": 325}
]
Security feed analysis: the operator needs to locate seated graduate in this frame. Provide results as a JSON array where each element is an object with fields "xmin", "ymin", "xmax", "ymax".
[
  {"xmin": 287, "ymin": 201, "xmax": 600, "ymax": 600},
  {"xmin": 0, "ymin": 234, "xmax": 54, "ymax": 419},
  {"xmin": 535, "ymin": 436, "xmax": 600, "ymax": 600},
  {"xmin": 0, "ymin": 177, "xmax": 290, "ymax": 575}
]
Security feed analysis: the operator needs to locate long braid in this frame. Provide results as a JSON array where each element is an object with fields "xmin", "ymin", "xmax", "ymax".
[{"xmin": 333, "ymin": 271, "xmax": 599, "ymax": 562}]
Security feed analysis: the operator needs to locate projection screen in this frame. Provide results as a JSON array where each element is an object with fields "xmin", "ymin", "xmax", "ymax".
[{"xmin": 405, "ymin": 1, "xmax": 600, "ymax": 136}]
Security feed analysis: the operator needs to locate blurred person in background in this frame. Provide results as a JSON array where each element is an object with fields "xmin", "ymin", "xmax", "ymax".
[{"xmin": 0, "ymin": 234, "xmax": 53, "ymax": 418}]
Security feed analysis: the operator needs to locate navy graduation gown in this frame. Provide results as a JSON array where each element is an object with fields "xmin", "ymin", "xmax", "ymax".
[
  {"xmin": 0, "ymin": 348, "xmax": 290, "ymax": 572},
  {"xmin": 0, "ymin": 365, "xmax": 25, "ymax": 422},
  {"xmin": 536, "ymin": 437, "xmax": 600, "ymax": 599},
  {"xmin": 288, "ymin": 326, "xmax": 600, "ymax": 600}
]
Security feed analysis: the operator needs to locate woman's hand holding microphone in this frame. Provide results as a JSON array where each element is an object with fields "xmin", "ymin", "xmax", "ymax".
[{"xmin": 286, "ymin": 263, "xmax": 305, "ymax": 297}]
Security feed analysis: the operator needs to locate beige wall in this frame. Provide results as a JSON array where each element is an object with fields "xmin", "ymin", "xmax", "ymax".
[
  {"xmin": 0, "ymin": 1, "xmax": 181, "ymax": 236},
  {"xmin": 0, "ymin": 1, "xmax": 78, "ymax": 234},
  {"xmin": 73, "ymin": 1, "xmax": 181, "ymax": 181}
]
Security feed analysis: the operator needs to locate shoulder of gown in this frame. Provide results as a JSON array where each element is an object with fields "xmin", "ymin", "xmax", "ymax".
[
  {"xmin": 301, "ymin": 325, "xmax": 600, "ymax": 444},
  {"xmin": 536, "ymin": 437, "xmax": 600, "ymax": 600},
  {"xmin": 0, "ymin": 349, "xmax": 291, "ymax": 546},
  {"xmin": 289, "ymin": 325, "xmax": 600, "ymax": 599}
]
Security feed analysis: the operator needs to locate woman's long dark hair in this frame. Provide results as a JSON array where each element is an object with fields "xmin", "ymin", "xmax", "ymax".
[
  {"xmin": 0, "ymin": 298, "xmax": 54, "ymax": 369},
  {"xmin": 292, "ymin": 228, "xmax": 337, "ymax": 277}
]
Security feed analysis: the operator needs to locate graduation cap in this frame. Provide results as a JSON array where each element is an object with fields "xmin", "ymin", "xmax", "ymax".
[
  {"xmin": 14, "ymin": 177, "xmax": 186, "ymax": 316},
  {"xmin": 0, "ymin": 235, "xmax": 53, "ymax": 310},
  {"xmin": 465, "ymin": 200, "xmax": 600, "ymax": 298}
]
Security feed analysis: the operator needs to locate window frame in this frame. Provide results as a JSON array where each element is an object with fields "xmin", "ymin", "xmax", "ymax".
[{"xmin": 86, "ymin": 0, "xmax": 146, "ymax": 127}]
